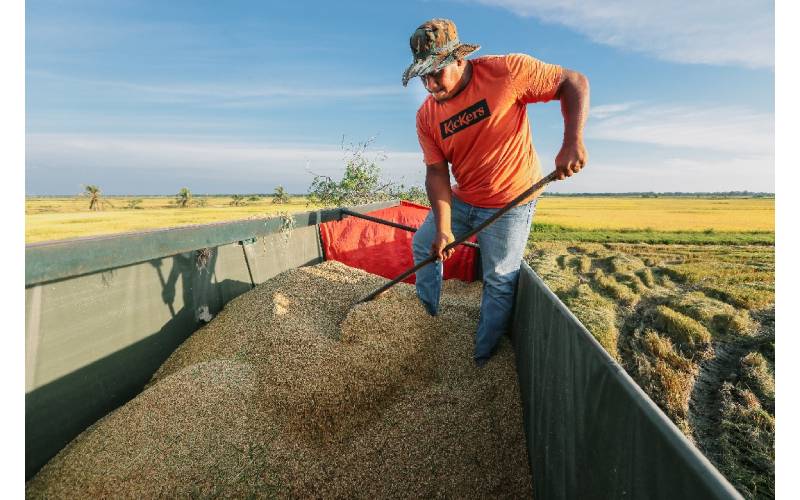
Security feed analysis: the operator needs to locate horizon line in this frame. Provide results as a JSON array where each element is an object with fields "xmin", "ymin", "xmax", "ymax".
[{"xmin": 25, "ymin": 191, "xmax": 776, "ymax": 197}]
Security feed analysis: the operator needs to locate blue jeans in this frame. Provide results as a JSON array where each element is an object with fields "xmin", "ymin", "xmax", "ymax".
[{"xmin": 412, "ymin": 195, "xmax": 537, "ymax": 361}]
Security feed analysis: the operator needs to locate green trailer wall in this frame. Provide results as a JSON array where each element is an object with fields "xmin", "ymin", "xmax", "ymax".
[
  {"xmin": 24, "ymin": 203, "xmax": 395, "ymax": 479},
  {"xmin": 510, "ymin": 263, "xmax": 743, "ymax": 499}
]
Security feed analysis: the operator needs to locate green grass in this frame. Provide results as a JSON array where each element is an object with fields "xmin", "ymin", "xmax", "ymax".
[{"xmin": 530, "ymin": 223, "xmax": 774, "ymax": 245}]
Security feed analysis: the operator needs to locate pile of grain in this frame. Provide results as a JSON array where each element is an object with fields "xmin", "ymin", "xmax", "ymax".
[{"xmin": 27, "ymin": 261, "xmax": 532, "ymax": 498}]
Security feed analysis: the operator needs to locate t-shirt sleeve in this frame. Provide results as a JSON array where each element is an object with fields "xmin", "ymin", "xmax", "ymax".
[
  {"xmin": 506, "ymin": 53, "xmax": 564, "ymax": 104},
  {"xmin": 416, "ymin": 110, "xmax": 446, "ymax": 165}
]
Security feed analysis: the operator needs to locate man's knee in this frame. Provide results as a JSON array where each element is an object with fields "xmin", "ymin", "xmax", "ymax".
[{"xmin": 482, "ymin": 269, "xmax": 520, "ymax": 296}]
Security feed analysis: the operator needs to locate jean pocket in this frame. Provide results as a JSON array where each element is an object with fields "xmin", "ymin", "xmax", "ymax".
[{"xmin": 527, "ymin": 199, "xmax": 538, "ymax": 226}]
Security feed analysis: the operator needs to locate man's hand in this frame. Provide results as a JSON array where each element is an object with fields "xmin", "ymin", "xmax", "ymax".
[
  {"xmin": 431, "ymin": 230, "xmax": 455, "ymax": 262},
  {"xmin": 555, "ymin": 140, "xmax": 588, "ymax": 180}
]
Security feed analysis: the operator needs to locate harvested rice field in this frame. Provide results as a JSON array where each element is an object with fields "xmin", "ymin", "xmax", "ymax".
[
  {"xmin": 26, "ymin": 261, "xmax": 532, "ymax": 498},
  {"xmin": 525, "ymin": 242, "xmax": 774, "ymax": 499}
]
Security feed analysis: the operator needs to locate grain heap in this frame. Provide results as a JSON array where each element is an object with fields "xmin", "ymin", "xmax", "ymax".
[{"xmin": 27, "ymin": 260, "xmax": 533, "ymax": 498}]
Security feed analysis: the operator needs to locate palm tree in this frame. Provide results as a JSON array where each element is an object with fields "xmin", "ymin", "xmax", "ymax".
[
  {"xmin": 272, "ymin": 185, "xmax": 290, "ymax": 204},
  {"xmin": 82, "ymin": 184, "xmax": 103, "ymax": 211},
  {"xmin": 175, "ymin": 187, "xmax": 192, "ymax": 208}
]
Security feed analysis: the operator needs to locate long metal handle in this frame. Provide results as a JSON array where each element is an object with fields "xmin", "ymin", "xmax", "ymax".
[{"xmin": 357, "ymin": 171, "xmax": 558, "ymax": 303}]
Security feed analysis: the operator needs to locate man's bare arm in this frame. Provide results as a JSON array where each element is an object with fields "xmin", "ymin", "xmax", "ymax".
[
  {"xmin": 425, "ymin": 161, "xmax": 456, "ymax": 261},
  {"xmin": 553, "ymin": 68, "xmax": 590, "ymax": 180}
]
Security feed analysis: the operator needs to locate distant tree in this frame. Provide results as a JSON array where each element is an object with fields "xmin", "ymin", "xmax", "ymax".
[
  {"xmin": 230, "ymin": 195, "xmax": 247, "ymax": 206},
  {"xmin": 248, "ymin": 195, "xmax": 261, "ymax": 202},
  {"xmin": 397, "ymin": 185, "xmax": 429, "ymax": 206},
  {"xmin": 81, "ymin": 184, "xmax": 112, "ymax": 211},
  {"xmin": 307, "ymin": 136, "xmax": 398, "ymax": 207},
  {"xmin": 175, "ymin": 187, "xmax": 192, "ymax": 208},
  {"xmin": 272, "ymin": 185, "xmax": 290, "ymax": 204},
  {"xmin": 306, "ymin": 136, "xmax": 438, "ymax": 208}
]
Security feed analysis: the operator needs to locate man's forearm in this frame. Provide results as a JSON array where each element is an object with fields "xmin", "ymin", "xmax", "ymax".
[
  {"xmin": 558, "ymin": 70, "xmax": 590, "ymax": 145},
  {"xmin": 425, "ymin": 167, "xmax": 453, "ymax": 233}
]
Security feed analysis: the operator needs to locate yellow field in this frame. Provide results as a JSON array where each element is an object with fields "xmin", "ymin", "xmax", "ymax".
[
  {"xmin": 534, "ymin": 197, "xmax": 774, "ymax": 232},
  {"xmin": 25, "ymin": 196, "xmax": 321, "ymax": 244},
  {"xmin": 25, "ymin": 196, "xmax": 775, "ymax": 244}
]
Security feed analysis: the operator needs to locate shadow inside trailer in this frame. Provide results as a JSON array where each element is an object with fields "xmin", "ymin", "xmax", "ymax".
[{"xmin": 25, "ymin": 249, "xmax": 251, "ymax": 480}]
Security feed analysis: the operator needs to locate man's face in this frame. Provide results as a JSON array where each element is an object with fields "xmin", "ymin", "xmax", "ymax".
[{"xmin": 420, "ymin": 61, "xmax": 465, "ymax": 101}]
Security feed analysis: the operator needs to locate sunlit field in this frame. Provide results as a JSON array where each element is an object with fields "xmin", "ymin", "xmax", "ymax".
[
  {"xmin": 535, "ymin": 197, "xmax": 774, "ymax": 231},
  {"xmin": 25, "ymin": 195, "xmax": 774, "ymax": 244},
  {"xmin": 25, "ymin": 192, "xmax": 775, "ymax": 497},
  {"xmin": 25, "ymin": 196, "xmax": 321, "ymax": 243}
]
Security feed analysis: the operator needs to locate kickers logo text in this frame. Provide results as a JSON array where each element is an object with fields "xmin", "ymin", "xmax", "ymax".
[{"xmin": 439, "ymin": 99, "xmax": 491, "ymax": 139}]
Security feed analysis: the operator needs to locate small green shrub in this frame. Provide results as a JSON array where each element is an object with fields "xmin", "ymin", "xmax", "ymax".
[{"xmin": 230, "ymin": 195, "xmax": 248, "ymax": 206}]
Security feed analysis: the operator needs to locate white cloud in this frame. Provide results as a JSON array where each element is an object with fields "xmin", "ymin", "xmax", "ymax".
[
  {"xmin": 27, "ymin": 70, "xmax": 404, "ymax": 106},
  {"xmin": 587, "ymin": 102, "xmax": 774, "ymax": 156},
  {"xmin": 26, "ymin": 134, "xmax": 425, "ymax": 192},
  {"xmin": 589, "ymin": 102, "xmax": 640, "ymax": 119},
  {"xmin": 472, "ymin": 0, "xmax": 774, "ymax": 68},
  {"xmin": 544, "ymin": 100, "xmax": 774, "ymax": 192},
  {"xmin": 547, "ymin": 154, "xmax": 774, "ymax": 193}
]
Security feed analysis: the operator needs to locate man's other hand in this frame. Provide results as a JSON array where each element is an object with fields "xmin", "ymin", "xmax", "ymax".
[
  {"xmin": 431, "ymin": 230, "xmax": 456, "ymax": 262},
  {"xmin": 555, "ymin": 140, "xmax": 588, "ymax": 180}
]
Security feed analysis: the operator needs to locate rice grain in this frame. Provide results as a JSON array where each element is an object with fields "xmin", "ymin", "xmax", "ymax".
[{"xmin": 27, "ymin": 261, "xmax": 532, "ymax": 499}]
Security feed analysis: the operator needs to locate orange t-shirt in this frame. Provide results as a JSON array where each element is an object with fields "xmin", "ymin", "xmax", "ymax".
[{"xmin": 415, "ymin": 53, "xmax": 563, "ymax": 208}]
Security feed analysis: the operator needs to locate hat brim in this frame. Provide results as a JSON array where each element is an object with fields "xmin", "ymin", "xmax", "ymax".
[{"xmin": 402, "ymin": 43, "xmax": 480, "ymax": 87}]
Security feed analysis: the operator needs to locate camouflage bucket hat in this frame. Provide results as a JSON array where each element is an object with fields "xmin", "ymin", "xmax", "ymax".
[{"xmin": 402, "ymin": 18, "xmax": 480, "ymax": 87}]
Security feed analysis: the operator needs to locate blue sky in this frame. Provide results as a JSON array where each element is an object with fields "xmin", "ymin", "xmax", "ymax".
[{"xmin": 25, "ymin": 0, "xmax": 775, "ymax": 195}]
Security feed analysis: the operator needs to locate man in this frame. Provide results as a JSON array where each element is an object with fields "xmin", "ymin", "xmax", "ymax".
[{"xmin": 402, "ymin": 18, "xmax": 589, "ymax": 367}]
